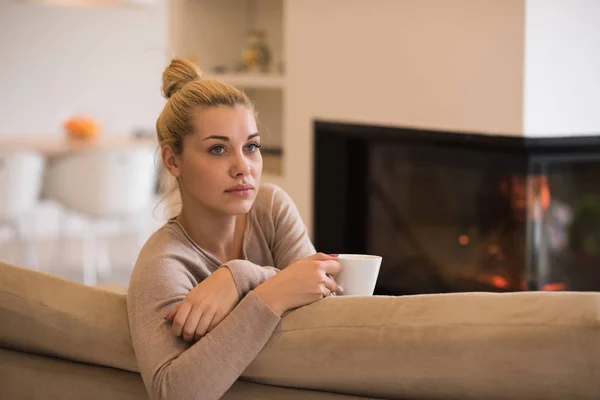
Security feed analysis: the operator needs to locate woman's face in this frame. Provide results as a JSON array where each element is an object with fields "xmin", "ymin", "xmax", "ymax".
[{"xmin": 164, "ymin": 104, "xmax": 263, "ymax": 216}]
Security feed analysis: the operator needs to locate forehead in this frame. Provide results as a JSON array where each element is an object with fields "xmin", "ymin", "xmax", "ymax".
[{"xmin": 191, "ymin": 105, "xmax": 257, "ymax": 139}]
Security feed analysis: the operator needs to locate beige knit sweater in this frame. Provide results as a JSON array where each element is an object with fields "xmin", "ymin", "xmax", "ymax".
[{"xmin": 127, "ymin": 183, "xmax": 316, "ymax": 400}]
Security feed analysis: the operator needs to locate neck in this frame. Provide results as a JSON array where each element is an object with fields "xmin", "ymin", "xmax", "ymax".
[{"xmin": 177, "ymin": 200, "xmax": 246, "ymax": 264}]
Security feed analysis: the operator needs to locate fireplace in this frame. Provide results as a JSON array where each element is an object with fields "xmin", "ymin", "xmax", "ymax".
[{"xmin": 313, "ymin": 121, "xmax": 600, "ymax": 296}]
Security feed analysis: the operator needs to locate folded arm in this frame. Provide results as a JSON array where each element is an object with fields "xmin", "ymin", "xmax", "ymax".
[{"xmin": 127, "ymin": 258, "xmax": 281, "ymax": 400}]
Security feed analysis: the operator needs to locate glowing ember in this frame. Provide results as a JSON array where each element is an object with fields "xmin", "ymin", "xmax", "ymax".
[
  {"xmin": 477, "ymin": 274, "xmax": 510, "ymax": 290},
  {"xmin": 542, "ymin": 283, "xmax": 567, "ymax": 291}
]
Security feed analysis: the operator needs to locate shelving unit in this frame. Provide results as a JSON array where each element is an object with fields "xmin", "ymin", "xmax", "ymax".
[
  {"xmin": 169, "ymin": 0, "xmax": 285, "ymax": 171},
  {"xmin": 202, "ymin": 73, "xmax": 285, "ymax": 90}
]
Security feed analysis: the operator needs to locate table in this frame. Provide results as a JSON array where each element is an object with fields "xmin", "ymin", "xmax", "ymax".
[{"xmin": 0, "ymin": 135, "xmax": 157, "ymax": 157}]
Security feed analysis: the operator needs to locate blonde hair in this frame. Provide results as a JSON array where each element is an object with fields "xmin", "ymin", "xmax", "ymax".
[
  {"xmin": 155, "ymin": 59, "xmax": 254, "ymax": 217},
  {"xmin": 156, "ymin": 59, "xmax": 254, "ymax": 155}
]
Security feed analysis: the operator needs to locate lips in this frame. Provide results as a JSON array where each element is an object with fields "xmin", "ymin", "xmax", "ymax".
[{"xmin": 225, "ymin": 184, "xmax": 254, "ymax": 192}]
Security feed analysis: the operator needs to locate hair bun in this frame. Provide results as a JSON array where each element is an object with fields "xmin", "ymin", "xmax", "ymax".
[{"xmin": 161, "ymin": 59, "xmax": 203, "ymax": 99}]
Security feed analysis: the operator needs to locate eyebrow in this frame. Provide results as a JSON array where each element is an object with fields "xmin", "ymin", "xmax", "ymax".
[{"xmin": 202, "ymin": 133, "xmax": 260, "ymax": 141}]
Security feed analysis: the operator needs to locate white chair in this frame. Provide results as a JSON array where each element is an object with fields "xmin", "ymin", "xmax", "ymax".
[
  {"xmin": 44, "ymin": 146, "xmax": 158, "ymax": 285},
  {"xmin": 0, "ymin": 151, "xmax": 46, "ymax": 270}
]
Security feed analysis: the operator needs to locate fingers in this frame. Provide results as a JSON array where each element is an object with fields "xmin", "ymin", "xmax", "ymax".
[
  {"xmin": 308, "ymin": 252, "xmax": 338, "ymax": 261},
  {"xmin": 165, "ymin": 303, "xmax": 181, "ymax": 321},
  {"xmin": 172, "ymin": 301, "xmax": 192, "ymax": 338},
  {"xmin": 319, "ymin": 259, "xmax": 342, "ymax": 275},
  {"xmin": 320, "ymin": 284, "xmax": 332, "ymax": 297},
  {"xmin": 194, "ymin": 309, "xmax": 217, "ymax": 341},
  {"xmin": 168, "ymin": 302, "xmax": 221, "ymax": 342},
  {"xmin": 207, "ymin": 310, "xmax": 226, "ymax": 334},
  {"xmin": 323, "ymin": 274, "xmax": 339, "ymax": 294},
  {"xmin": 181, "ymin": 304, "xmax": 204, "ymax": 342}
]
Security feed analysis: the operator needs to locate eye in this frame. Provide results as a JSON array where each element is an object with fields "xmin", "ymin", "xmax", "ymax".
[
  {"xmin": 246, "ymin": 143, "xmax": 261, "ymax": 152},
  {"xmin": 209, "ymin": 145, "xmax": 226, "ymax": 155}
]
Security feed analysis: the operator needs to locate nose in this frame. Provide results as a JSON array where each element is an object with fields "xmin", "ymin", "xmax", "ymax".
[{"xmin": 230, "ymin": 154, "xmax": 251, "ymax": 178}]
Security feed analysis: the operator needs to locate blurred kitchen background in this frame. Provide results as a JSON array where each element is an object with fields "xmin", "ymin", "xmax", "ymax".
[
  {"xmin": 0, "ymin": 0, "xmax": 285, "ymax": 288},
  {"xmin": 1, "ymin": 0, "xmax": 599, "ymax": 293}
]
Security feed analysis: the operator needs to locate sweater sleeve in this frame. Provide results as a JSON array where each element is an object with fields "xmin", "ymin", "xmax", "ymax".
[
  {"xmin": 271, "ymin": 185, "xmax": 317, "ymax": 269},
  {"xmin": 222, "ymin": 260, "xmax": 279, "ymax": 298},
  {"xmin": 127, "ymin": 256, "xmax": 281, "ymax": 400}
]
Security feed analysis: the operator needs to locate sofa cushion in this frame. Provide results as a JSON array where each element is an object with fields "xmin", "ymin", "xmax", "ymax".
[
  {"xmin": 0, "ymin": 261, "xmax": 138, "ymax": 372},
  {"xmin": 245, "ymin": 291, "xmax": 600, "ymax": 399},
  {"xmin": 0, "ymin": 347, "xmax": 147, "ymax": 400},
  {"xmin": 0, "ymin": 348, "xmax": 374, "ymax": 400}
]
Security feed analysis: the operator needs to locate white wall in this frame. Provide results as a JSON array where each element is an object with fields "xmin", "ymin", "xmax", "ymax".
[
  {"xmin": 0, "ymin": 0, "xmax": 168, "ymax": 136},
  {"xmin": 284, "ymin": 0, "xmax": 525, "ymax": 235},
  {"xmin": 523, "ymin": 0, "xmax": 600, "ymax": 136}
]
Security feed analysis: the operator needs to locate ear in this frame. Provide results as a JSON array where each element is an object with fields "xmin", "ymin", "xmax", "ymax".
[{"xmin": 161, "ymin": 145, "xmax": 182, "ymax": 178}]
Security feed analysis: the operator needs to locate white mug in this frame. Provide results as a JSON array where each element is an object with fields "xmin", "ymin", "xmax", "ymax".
[{"xmin": 334, "ymin": 254, "xmax": 382, "ymax": 296}]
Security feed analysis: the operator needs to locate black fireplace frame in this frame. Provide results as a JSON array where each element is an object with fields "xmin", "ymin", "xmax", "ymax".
[{"xmin": 313, "ymin": 120, "xmax": 600, "ymax": 292}]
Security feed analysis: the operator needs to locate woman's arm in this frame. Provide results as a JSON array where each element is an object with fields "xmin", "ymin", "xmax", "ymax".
[
  {"xmin": 127, "ymin": 257, "xmax": 280, "ymax": 400},
  {"xmin": 222, "ymin": 259, "xmax": 279, "ymax": 298}
]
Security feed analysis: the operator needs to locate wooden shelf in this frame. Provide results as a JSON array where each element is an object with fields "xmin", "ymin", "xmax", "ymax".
[
  {"xmin": 171, "ymin": 0, "xmax": 286, "ymax": 149},
  {"xmin": 203, "ymin": 73, "xmax": 285, "ymax": 89}
]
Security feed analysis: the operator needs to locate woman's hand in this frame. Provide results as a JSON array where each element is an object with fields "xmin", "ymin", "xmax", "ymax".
[
  {"xmin": 253, "ymin": 253, "xmax": 341, "ymax": 316},
  {"xmin": 165, "ymin": 267, "xmax": 239, "ymax": 342}
]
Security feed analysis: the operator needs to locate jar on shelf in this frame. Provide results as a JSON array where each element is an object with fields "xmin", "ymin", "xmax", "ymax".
[{"xmin": 237, "ymin": 29, "xmax": 271, "ymax": 73}]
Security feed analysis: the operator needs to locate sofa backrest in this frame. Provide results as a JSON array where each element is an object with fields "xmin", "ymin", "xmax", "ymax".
[{"xmin": 0, "ymin": 261, "xmax": 138, "ymax": 372}]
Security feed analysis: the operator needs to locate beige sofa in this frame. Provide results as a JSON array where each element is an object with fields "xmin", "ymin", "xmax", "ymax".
[{"xmin": 2, "ymin": 260, "xmax": 600, "ymax": 400}]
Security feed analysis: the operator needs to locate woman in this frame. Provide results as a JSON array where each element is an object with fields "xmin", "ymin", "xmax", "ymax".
[{"xmin": 127, "ymin": 59, "xmax": 342, "ymax": 400}]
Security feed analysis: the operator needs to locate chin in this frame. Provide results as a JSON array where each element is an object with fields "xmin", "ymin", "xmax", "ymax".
[{"xmin": 219, "ymin": 198, "xmax": 255, "ymax": 215}]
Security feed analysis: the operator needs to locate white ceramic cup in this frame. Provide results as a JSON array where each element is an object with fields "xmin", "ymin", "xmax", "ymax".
[{"xmin": 334, "ymin": 254, "xmax": 382, "ymax": 296}]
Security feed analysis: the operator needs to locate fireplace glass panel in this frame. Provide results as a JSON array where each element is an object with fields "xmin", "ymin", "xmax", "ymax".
[
  {"xmin": 368, "ymin": 142, "xmax": 528, "ymax": 295},
  {"xmin": 527, "ymin": 158, "xmax": 600, "ymax": 292},
  {"xmin": 313, "ymin": 121, "xmax": 600, "ymax": 295}
]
